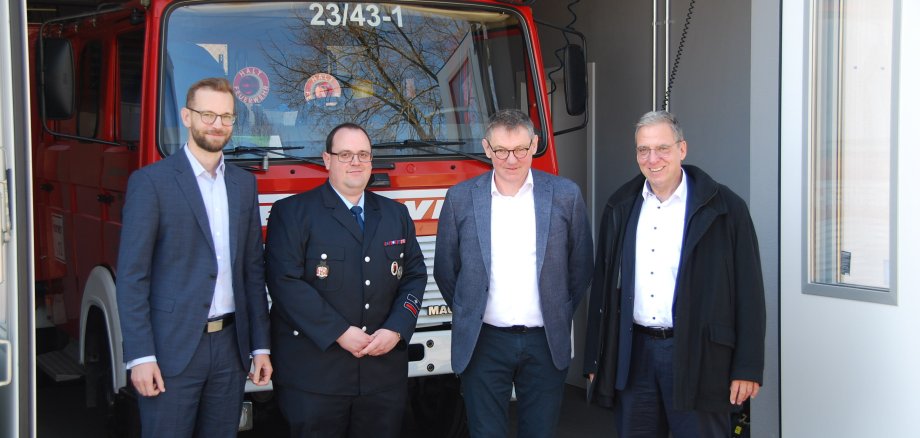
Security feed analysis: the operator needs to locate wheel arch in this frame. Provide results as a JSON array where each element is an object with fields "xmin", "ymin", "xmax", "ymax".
[{"xmin": 79, "ymin": 265, "xmax": 125, "ymax": 392}]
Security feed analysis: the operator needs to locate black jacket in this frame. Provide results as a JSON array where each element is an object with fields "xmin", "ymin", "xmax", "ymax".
[
  {"xmin": 583, "ymin": 165, "xmax": 766, "ymax": 413},
  {"xmin": 265, "ymin": 182, "xmax": 427, "ymax": 395}
]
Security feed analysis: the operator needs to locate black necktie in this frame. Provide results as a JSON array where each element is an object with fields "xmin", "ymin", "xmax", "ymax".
[{"xmin": 350, "ymin": 205, "xmax": 364, "ymax": 232}]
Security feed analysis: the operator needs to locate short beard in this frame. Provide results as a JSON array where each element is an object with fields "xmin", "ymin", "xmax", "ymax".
[{"xmin": 190, "ymin": 128, "xmax": 230, "ymax": 153}]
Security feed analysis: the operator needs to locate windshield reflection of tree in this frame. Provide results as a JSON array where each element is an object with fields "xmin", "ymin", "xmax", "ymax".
[{"xmin": 265, "ymin": 11, "xmax": 471, "ymax": 145}]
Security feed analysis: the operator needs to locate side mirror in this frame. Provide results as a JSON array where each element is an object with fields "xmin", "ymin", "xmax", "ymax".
[
  {"xmin": 40, "ymin": 38, "xmax": 75, "ymax": 120},
  {"xmin": 563, "ymin": 44, "xmax": 586, "ymax": 116}
]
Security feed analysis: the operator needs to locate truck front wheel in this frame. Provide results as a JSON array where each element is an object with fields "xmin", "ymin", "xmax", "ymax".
[{"xmin": 406, "ymin": 374, "xmax": 468, "ymax": 438}]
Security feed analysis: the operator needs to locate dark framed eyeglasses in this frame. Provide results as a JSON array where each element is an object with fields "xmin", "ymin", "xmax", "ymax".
[
  {"xmin": 187, "ymin": 108, "xmax": 237, "ymax": 126},
  {"xmin": 329, "ymin": 150, "xmax": 373, "ymax": 163},
  {"xmin": 485, "ymin": 138, "xmax": 533, "ymax": 160}
]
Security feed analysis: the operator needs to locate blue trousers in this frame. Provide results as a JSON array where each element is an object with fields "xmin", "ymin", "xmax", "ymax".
[
  {"xmin": 136, "ymin": 326, "xmax": 246, "ymax": 438},
  {"xmin": 615, "ymin": 332, "xmax": 730, "ymax": 438},
  {"xmin": 460, "ymin": 325, "xmax": 567, "ymax": 438}
]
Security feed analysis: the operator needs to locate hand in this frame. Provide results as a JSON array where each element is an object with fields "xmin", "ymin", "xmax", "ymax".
[
  {"xmin": 588, "ymin": 373, "xmax": 595, "ymax": 383},
  {"xmin": 729, "ymin": 379, "xmax": 760, "ymax": 405},
  {"xmin": 249, "ymin": 354, "xmax": 273, "ymax": 386},
  {"xmin": 360, "ymin": 329, "xmax": 401, "ymax": 357},
  {"xmin": 131, "ymin": 362, "xmax": 166, "ymax": 397},
  {"xmin": 336, "ymin": 326, "xmax": 373, "ymax": 358}
]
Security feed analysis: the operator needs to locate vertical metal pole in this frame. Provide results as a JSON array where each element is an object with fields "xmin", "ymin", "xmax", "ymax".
[
  {"xmin": 651, "ymin": 0, "xmax": 658, "ymax": 110},
  {"xmin": 664, "ymin": 0, "xmax": 670, "ymax": 111}
]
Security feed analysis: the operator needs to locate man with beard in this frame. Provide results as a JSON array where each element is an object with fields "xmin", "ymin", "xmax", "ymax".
[
  {"xmin": 117, "ymin": 77, "xmax": 273, "ymax": 437},
  {"xmin": 265, "ymin": 123, "xmax": 427, "ymax": 437}
]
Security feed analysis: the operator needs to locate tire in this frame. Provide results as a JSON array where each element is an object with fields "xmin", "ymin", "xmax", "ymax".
[
  {"xmin": 407, "ymin": 375, "xmax": 468, "ymax": 438},
  {"xmin": 84, "ymin": 319, "xmax": 140, "ymax": 438}
]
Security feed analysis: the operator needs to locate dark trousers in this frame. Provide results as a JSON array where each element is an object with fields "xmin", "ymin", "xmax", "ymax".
[
  {"xmin": 460, "ymin": 324, "xmax": 567, "ymax": 438},
  {"xmin": 276, "ymin": 384, "xmax": 406, "ymax": 438},
  {"xmin": 614, "ymin": 332, "xmax": 730, "ymax": 438},
  {"xmin": 136, "ymin": 326, "xmax": 246, "ymax": 438}
]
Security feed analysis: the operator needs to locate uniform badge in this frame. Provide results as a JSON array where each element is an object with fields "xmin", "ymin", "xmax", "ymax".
[
  {"xmin": 316, "ymin": 253, "xmax": 329, "ymax": 279},
  {"xmin": 391, "ymin": 261, "xmax": 399, "ymax": 277}
]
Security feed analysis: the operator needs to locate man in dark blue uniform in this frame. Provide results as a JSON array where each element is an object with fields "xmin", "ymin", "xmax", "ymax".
[{"xmin": 265, "ymin": 123, "xmax": 427, "ymax": 438}]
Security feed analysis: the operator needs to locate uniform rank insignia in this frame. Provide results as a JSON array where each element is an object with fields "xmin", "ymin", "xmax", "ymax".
[
  {"xmin": 404, "ymin": 294, "xmax": 421, "ymax": 318},
  {"xmin": 316, "ymin": 253, "xmax": 329, "ymax": 279}
]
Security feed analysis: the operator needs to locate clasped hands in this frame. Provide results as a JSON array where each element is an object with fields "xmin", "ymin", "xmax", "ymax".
[{"xmin": 336, "ymin": 326, "xmax": 400, "ymax": 358}]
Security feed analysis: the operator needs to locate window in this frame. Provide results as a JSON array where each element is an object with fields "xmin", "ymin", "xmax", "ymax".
[
  {"xmin": 807, "ymin": 0, "xmax": 898, "ymax": 303},
  {"xmin": 77, "ymin": 41, "xmax": 102, "ymax": 138},
  {"xmin": 118, "ymin": 32, "xmax": 144, "ymax": 143}
]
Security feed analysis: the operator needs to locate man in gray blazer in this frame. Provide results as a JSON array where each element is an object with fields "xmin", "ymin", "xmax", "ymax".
[
  {"xmin": 117, "ymin": 77, "xmax": 272, "ymax": 437},
  {"xmin": 434, "ymin": 109, "xmax": 594, "ymax": 438}
]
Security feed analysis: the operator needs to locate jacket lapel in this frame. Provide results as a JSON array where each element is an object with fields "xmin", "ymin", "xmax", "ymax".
[
  {"xmin": 322, "ymin": 182, "xmax": 364, "ymax": 243},
  {"xmin": 225, "ymin": 168, "xmax": 240, "ymax": 266},
  {"xmin": 174, "ymin": 154, "xmax": 216, "ymax": 253},
  {"xmin": 533, "ymin": 171, "xmax": 552, "ymax": 276},
  {"xmin": 362, "ymin": 194, "xmax": 381, "ymax": 251},
  {"xmin": 472, "ymin": 172, "xmax": 492, "ymax": 279}
]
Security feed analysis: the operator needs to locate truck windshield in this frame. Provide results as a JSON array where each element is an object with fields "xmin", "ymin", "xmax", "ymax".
[{"xmin": 158, "ymin": 2, "xmax": 543, "ymax": 161}]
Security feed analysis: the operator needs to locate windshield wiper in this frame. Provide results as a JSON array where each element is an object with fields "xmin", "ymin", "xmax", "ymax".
[
  {"xmin": 223, "ymin": 144, "xmax": 325, "ymax": 169},
  {"xmin": 372, "ymin": 139, "xmax": 492, "ymax": 165},
  {"xmin": 223, "ymin": 145, "xmax": 304, "ymax": 155}
]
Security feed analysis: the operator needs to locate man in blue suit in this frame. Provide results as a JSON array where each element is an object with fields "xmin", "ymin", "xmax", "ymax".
[
  {"xmin": 434, "ymin": 109, "xmax": 594, "ymax": 438},
  {"xmin": 117, "ymin": 77, "xmax": 272, "ymax": 437}
]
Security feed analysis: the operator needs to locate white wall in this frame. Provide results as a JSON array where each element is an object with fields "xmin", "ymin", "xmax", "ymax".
[{"xmin": 780, "ymin": 1, "xmax": 920, "ymax": 435}]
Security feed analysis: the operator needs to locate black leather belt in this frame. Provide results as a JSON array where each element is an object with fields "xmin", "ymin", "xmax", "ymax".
[
  {"xmin": 633, "ymin": 323, "xmax": 673, "ymax": 339},
  {"xmin": 206, "ymin": 313, "xmax": 235, "ymax": 333},
  {"xmin": 484, "ymin": 323, "xmax": 543, "ymax": 334}
]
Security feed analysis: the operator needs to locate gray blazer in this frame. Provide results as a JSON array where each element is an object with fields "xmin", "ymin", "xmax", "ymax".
[
  {"xmin": 116, "ymin": 151, "xmax": 270, "ymax": 376},
  {"xmin": 434, "ymin": 169, "xmax": 594, "ymax": 374}
]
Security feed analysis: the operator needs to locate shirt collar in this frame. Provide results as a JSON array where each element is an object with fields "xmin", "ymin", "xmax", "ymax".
[
  {"xmin": 490, "ymin": 169, "xmax": 534, "ymax": 197},
  {"xmin": 329, "ymin": 183, "xmax": 365, "ymax": 211},
  {"xmin": 183, "ymin": 144, "xmax": 225, "ymax": 178},
  {"xmin": 642, "ymin": 168, "xmax": 687, "ymax": 204}
]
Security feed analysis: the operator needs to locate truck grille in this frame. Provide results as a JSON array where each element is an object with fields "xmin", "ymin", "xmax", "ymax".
[{"xmin": 415, "ymin": 235, "xmax": 452, "ymax": 327}]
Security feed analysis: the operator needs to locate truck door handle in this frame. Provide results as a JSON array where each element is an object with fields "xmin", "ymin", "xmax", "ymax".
[
  {"xmin": 97, "ymin": 194, "xmax": 114, "ymax": 204},
  {"xmin": 40, "ymin": 183, "xmax": 53, "ymax": 192}
]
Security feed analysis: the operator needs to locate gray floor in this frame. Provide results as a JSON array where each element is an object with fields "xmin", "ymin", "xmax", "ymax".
[{"xmin": 38, "ymin": 377, "xmax": 616, "ymax": 437}]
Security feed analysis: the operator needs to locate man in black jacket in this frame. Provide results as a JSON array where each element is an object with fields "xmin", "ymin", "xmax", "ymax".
[
  {"xmin": 583, "ymin": 111, "xmax": 766, "ymax": 438},
  {"xmin": 264, "ymin": 123, "xmax": 427, "ymax": 438}
]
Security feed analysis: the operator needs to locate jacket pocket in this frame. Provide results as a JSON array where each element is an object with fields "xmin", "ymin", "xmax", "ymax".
[
  {"xmin": 150, "ymin": 296, "xmax": 175, "ymax": 313},
  {"xmin": 708, "ymin": 323, "xmax": 736, "ymax": 348},
  {"xmin": 306, "ymin": 245, "xmax": 345, "ymax": 291}
]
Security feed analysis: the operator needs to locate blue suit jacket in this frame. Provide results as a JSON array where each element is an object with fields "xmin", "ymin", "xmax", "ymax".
[
  {"xmin": 116, "ymin": 151, "xmax": 270, "ymax": 376},
  {"xmin": 434, "ymin": 169, "xmax": 594, "ymax": 374}
]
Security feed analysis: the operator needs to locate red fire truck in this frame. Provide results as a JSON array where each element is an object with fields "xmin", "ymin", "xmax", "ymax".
[{"xmin": 29, "ymin": 0, "xmax": 585, "ymax": 433}]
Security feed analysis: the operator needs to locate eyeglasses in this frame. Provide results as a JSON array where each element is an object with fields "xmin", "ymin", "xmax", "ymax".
[
  {"xmin": 636, "ymin": 142, "xmax": 680, "ymax": 160},
  {"xmin": 187, "ymin": 108, "xmax": 237, "ymax": 126},
  {"xmin": 486, "ymin": 139, "xmax": 532, "ymax": 160},
  {"xmin": 328, "ymin": 150, "xmax": 373, "ymax": 163}
]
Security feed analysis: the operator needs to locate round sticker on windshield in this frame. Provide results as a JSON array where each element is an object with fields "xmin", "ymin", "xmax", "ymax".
[
  {"xmin": 233, "ymin": 67, "xmax": 270, "ymax": 104},
  {"xmin": 304, "ymin": 73, "xmax": 341, "ymax": 107}
]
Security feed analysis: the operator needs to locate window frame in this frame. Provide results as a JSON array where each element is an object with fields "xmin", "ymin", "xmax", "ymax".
[{"xmin": 802, "ymin": 0, "xmax": 901, "ymax": 305}]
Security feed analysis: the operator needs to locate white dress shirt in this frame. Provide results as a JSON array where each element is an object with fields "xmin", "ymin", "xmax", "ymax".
[
  {"xmin": 633, "ymin": 169, "xmax": 687, "ymax": 328},
  {"xmin": 482, "ymin": 170, "xmax": 544, "ymax": 328}
]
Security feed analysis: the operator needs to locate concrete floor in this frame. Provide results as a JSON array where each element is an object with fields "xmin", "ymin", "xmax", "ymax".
[{"xmin": 37, "ymin": 377, "xmax": 616, "ymax": 437}]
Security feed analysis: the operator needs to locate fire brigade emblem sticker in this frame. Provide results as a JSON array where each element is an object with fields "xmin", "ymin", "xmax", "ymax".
[
  {"xmin": 233, "ymin": 66, "xmax": 270, "ymax": 104},
  {"xmin": 316, "ymin": 253, "xmax": 329, "ymax": 279},
  {"xmin": 304, "ymin": 73, "xmax": 342, "ymax": 108}
]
